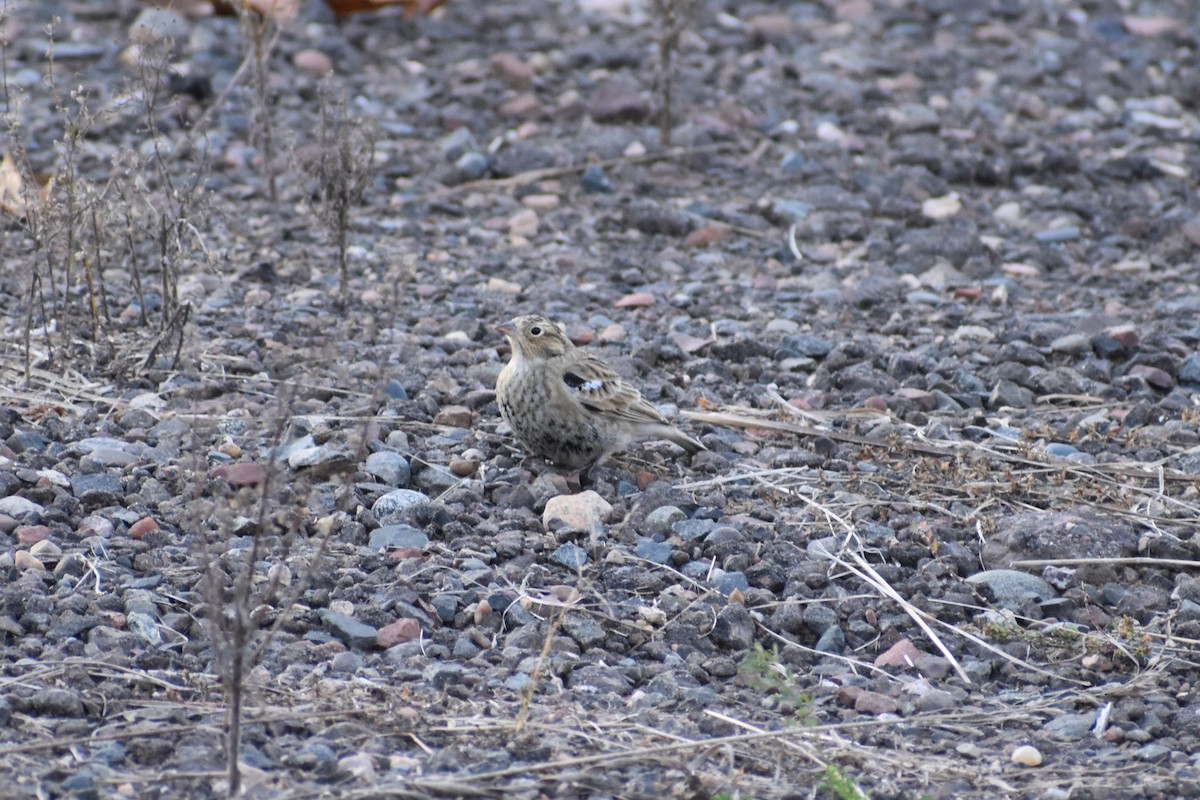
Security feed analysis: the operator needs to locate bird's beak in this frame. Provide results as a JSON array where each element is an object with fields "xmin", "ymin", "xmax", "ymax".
[{"xmin": 496, "ymin": 320, "xmax": 518, "ymax": 337}]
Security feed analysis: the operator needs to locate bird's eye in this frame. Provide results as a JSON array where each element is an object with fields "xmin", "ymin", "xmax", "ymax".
[{"xmin": 529, "ymin": 326, "xmax": 542, "ymax": 336}]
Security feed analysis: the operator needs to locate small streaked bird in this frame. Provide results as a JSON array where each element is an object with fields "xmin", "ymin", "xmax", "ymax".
[{"xmin": 495, "ymin": 314, "xmax": 705, "ymax": 468}]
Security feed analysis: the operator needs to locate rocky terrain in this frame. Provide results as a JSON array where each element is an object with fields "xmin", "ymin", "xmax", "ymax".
[{"xmin": 1, "ymin": 0, "xmax": 1200, "ymax": 797}]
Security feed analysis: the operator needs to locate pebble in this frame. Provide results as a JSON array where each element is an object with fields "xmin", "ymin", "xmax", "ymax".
[
  {"xmin": 588, "ymin": 78, "xmax": 649, "ymax": 123},
  {"xmin": 581, "ymin": 165, "xmax": 614, "ymax": 193},
  {"xmin": 672, "ymin": 518, "xmax": 717, "ymax": 542},
  {"xmin": 368, "ymin": 525, "xmax": 429, "ymax": 550},
  {"xmin": 365, "ymin": 451, "xmax": 410, "ymax": 487},
  {"xmin": 1042, "ymin": 712, "xmax": 1096, "ymax": 740},
  {"xmin": 490, "ymin": 52, "xmax": 534, "ymax": 89},
  {"xmin": 211, "ymin": 462, "xmax": 265, "ymax": 487},
  {"xmin": 874, "ymin": 638, "xmax": 926, "ymax": 669},
  {"xmin": 507, "ymin": 208, "xmax": 539, "ymax": 237},
  {"xmin": 71, "ymin": 473, "xmax": 124, "ymax": 505},
  {"xmin": 966, "ymin": 570, "xmax": 1056, "ymax": 607},
  {"xmin": 455, "ymin": 152, "xmax": 489, "ymax": 180},
  {"xmin": 16, "ymin": 525, "xmax": 51, "ymax": 544},
  {"xmin": 1011, "ymin": 745, "xmax": 1043, "ymax": 766},
  {"xmin": 128, "ymin": 517, "xmax": 158, "ymax": 539},
  {"xmin": 632, "ymin": 539, "xmax": 672, "ymax": 564},
  {"xmin": 293, "ymin": 49, "xmax": 333, "ymax": 75},
  {"xmin": 372, "ymin": 489, "xmax": 430, "ymax": 518},
  {"xmin": 14, "ymin": 550, "xmax": 45, "ymax": 571},
  {"xmin": 318, "ymin": 610, "xmax": 378, "ymax": 650},
  {"xmin": 643, "ymin": 505, "xmax": 685, "ymax": 535},
  {"xmin": 377, "ymin": 618, "xmax": 422, "ymax": 648},
  {"xmin": 441, "ymin": 127, "xmax": 478, "ymax": 161},
  {"xmin": 542, "ymin": 491, "xmax": 611, "ymax": 535},
  {"xmin": 550, "ymin": 542, "xmax": 589, "ymax": 570},
  {"xmin": 562, "ymin": 613, "xmax": 606, "ymax": 649}
]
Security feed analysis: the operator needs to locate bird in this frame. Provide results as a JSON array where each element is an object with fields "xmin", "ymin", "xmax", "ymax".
[{"xmin": 495, "ymin": 314, "xmax": 706, "ymax": 469}]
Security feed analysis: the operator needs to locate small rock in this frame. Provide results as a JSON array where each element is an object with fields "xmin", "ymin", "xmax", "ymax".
[
  {"xmin": 874, "ymin": 638, "xmax": 928, "ymax": 668},
  {"xmin": 713, "ymin": 571, "xmax": 749, "ymax": 596},
  {"xmin": 643, "ymin": 505, "xmax": 685, "ymax": 536},
  {"xmin": 211, "ymin": 462, "xmax": 265, "ymax": 487},
  {"xmin": 377, "ymin": 618, "xmax": 422, "ymax": 648},
  {"xmin": 293, "ymin": 49, "xmax": 333, "ymax": 75},
  {"xmin": 507, "ymin": 208, "xmax": 539, "ymax": 237},
  {"xmin": 128, "ymin": 517, "xmax": 159, "ymax": 540},
  {"xmin": 16, "ymin": 525, "xmax": 51, "ymax": 545},
  {"xmin": 711, "ymin": 604, "xmax": 754, "ymax": 650},
  {"xmin": 990, "ymin": 379, "xmax": 1033, "ymax": 408},
  {"xmin": 581, "ymin": 165, "xmax": 614, "ymax": 193},
  {"xmin": 550, "ymin": 542, "xmax": 589, "ymax": 570},
  {"xmin": 561, "ymin": 613, "xmax": 606, "ymax": 649},
  {"xmin": 318, "ymin": 610, "xmax": 378, "ymax": 650},
  {"xmin": 455, "ymin": 151, "xmax": 489, "ymax": 180},
  {"xmin": 490, "ymin": 52, "xmax": 534, "ymax": 89},
  {"xmin": 967, "ymin": 569, "xmax": 1056, "ymax": 607},
  {"xmin": 815, "ymin": 625, "xmax": 846, "ymax": 653},
  {"xmin": 499, "ymin": 94, "xmax": 542, "ymax": 118},
  {"xmin": 588, "ymin": 78, "xmax": 649, "ymax": 123},
  {"xmin": 854, "ymin": 690, "xmax": 900, "ymax": 715},
  {"xmin": 1012, "ymin": 744, "xmax": 1043, "ymax": 766},
  {"xmin": 614, "ymin": 292, "xmax": 656, "ymax": 308},
  {"xmin": 14, "ymin": 550, "xmax": 44, "ymax": 571},
  {"xmin": 913, "ymin": 689, "xmax": 958, "ymax": 712},
  {"xmin": 368, "ymin": 525, "xmax": 429, "ymax": 550},
  {"xmin": 543, "ymin": 490, "xmax": 612, "ymax": 535},
  {"xmin": 441, "ymin": 127, "xmax": 478, "ymax": 161},
  {"xmin": 1042, "ymin": 711, "xmax": 1096, "ymax": 740},
  {"xmin": 1051, "ymin": 333, "xmax": 1092, "ymax": 355},
  {"xmin": 486, "ymin": 276, "xmax": 523, "ymax": 296},
  {"xmin": 372, "ymin": 489, "xmax": 430, "ymax": 518},
  {"xmin": 1127, "ymin": 364, "xmax": 1173, "ymax": 390},
  {"xmin": 1178, "ymin": 353, "xmax": 1200, "ymax": 384},
  {"xmin": 922, "ymin": 192, "xmax": 962, "ymax": 220},
  {"xmin": 364, "ymin": 451, "xmax": 410, "ymax": 487},
  {"xmin": 71, "ymin": 473, "xmax": 124, "ymax": 505},
  {"xmin": 633, "ymin": 539, "xmax": 672, "ymax": 564},
  {"xmin": 448, "ymin": 458, "xmax": 479, "ymax": 477},
  {"xmin": 522, "ymin": 193, "xmax": 559, "ymax": 212}
]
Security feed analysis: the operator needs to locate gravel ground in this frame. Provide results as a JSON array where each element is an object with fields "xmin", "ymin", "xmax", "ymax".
[{"xmin": 2, "ymin": 1, "xmax": 1200, "ymax": 798}]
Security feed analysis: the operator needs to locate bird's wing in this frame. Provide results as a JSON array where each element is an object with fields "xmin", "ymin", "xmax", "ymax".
[{"xmin": 559, "ymin": 353, "xmax": 668, "ymax": 424}]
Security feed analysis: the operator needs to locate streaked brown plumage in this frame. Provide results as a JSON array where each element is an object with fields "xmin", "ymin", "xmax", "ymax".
[{"xmin": 495, "ymin": 315, "xmax": 705, "ymax": 468}]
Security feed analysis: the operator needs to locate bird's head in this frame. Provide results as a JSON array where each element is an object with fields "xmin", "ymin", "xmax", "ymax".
[{"xmin": 497, "ymin": 314, "xmax": 572, "ymax": 359}]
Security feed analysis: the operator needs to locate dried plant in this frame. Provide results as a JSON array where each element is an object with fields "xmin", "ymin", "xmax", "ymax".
[
  {"xmin": 304, "ymin": 79, "xmax": 377, "ymax": 306},
  {"xmin": 650, "ymin": 0, "xmax": 699, "ymax": 147}
]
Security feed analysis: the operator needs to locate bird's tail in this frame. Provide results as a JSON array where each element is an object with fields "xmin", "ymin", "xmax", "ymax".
[{"xmin": 651, "ymin": 424, "xmax": 706, "ymax": 454}]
